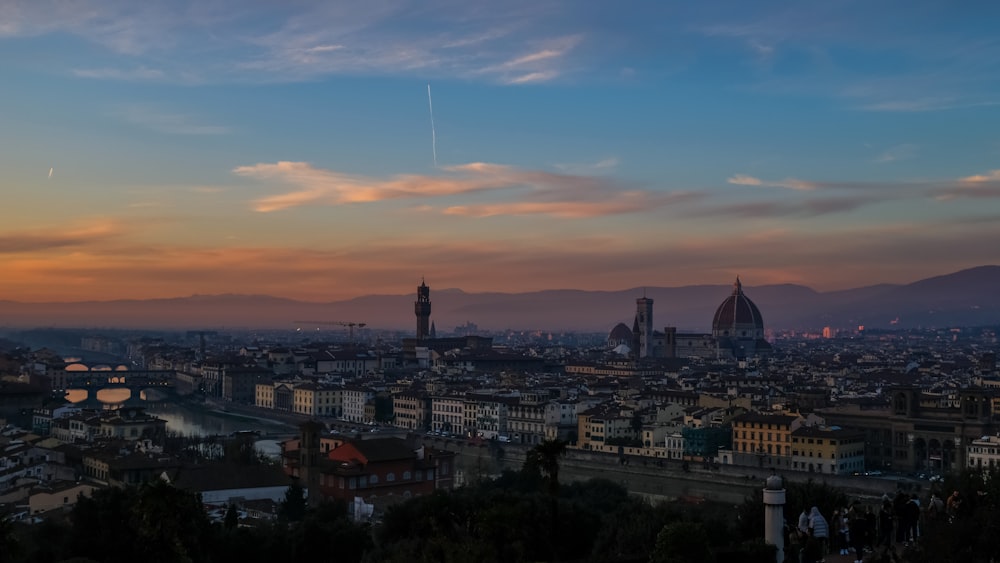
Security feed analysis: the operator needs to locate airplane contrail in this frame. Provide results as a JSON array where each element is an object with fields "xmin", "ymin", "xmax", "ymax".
[
  {"xmin": 48, "ymin": 167, "xmax": 54, "ymax": 179},
  {"xmin": 427, "ymin": 84, "xmax": 437, "ymax": 168}
]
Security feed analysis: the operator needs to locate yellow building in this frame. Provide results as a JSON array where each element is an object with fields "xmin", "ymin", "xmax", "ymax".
[
  {"xmin": 727, "ymin": 412, "xmax": 803, "ymax": 469},
  {"xmin": 790, "ymin": 426, "xmax": 866, "ymax": 475},
  {"xmin": 393, "ymin": 392, "xmax": 429, "ymax": 431},
  {"xmin": 292, "ymin": 383, "xmax": 343, "ymax": 417},
  {"xmin": 29, "ymin": 482, "xmax": 96, "ymax": 515},
  {"xmin": 576, "ymin": 404, "xmax": 637, "ymax": 450}
]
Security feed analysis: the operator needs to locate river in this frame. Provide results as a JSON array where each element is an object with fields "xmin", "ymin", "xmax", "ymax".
[
  {"xmin": 145, "ymin": 401, "xmax": 297, "ymax": 459},
  {"xmin": 65, "ymin": 388, "xmax": 296, "ymax": 458}
]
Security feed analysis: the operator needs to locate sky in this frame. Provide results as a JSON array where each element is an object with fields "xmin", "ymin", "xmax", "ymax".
[{"xmin": 2, "ymin": 0, "xmax": 1000, "ymax": 303}]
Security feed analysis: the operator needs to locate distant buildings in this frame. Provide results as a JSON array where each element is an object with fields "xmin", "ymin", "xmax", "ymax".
[{"xmin": 614, "ymin": 277, "xmax": 772, "ymax": 361}]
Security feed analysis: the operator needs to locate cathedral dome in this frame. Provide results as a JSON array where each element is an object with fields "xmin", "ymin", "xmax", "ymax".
[
  {"xmin": 608, "ymin": 322, "xmax": 634, "ymax": 348},
  {"xmin": 712, "ymin": 277, "xmax": 764, "ymax": 339}
]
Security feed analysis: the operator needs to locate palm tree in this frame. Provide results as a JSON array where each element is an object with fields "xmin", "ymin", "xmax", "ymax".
[
  {"xmin": 524, "ymin": 439, "xmax": 568, "ymax": 496},
  {"xmin": 525, "ymin": 439, "xmax": 568, "ymax": 561}
]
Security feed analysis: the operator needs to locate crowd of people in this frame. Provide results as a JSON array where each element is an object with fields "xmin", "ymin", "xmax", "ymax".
[{"xmin": 785, "ymin": 488, "xmax": 967, "ymax": 563}]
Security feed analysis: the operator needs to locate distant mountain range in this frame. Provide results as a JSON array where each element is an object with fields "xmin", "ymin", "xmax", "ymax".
[{"xmin": 0, "ymin": 266, "xmax": 998, "ymax": 333}]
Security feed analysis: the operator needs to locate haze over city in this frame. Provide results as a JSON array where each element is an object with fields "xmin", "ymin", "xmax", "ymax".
[{"xmin": 3, "ymin": 1, "xmax": 1000, "ymax": 303}]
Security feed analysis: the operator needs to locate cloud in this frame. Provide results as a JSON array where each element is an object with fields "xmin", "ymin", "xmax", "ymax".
[
  {"xmin": 476, "ymin": 34, "xmax": 583, "ymax": 84},
  {"xmin": 960, "ymin": 169, "xmax": 1000, "ymax": 183},
  {"xmin": 73, "ymin": 66, "xmax": 165, "ymax": 80},
  {"xmin": 507, "ymin": 71, "xmax": 558, "ymax": 84},
  {"xmin": 502, "ymin": 48, "xmax": 565, "ymax": 68},
  {"xmin": 443, "ymin": 191, "xmax": 699, "ymax": 218},
  {"xmin": 236, "ymin": 160, "xmax": 693, "ymax": 217},
  {"xmin": 6, "ymin": 214, "xmax": 1000, "ymax": 303},
  {"xmin": 727, "ymin": 167, "xmax": 1000, "ymax": 204},
  {"xmin": 0, "ymin": 2, "xmax": 601, "ymax": 84},
  {"xmin": 694, "ymin": 196, "xmax": 878, "ymax": 219},
  {"xmin": 875, "ymin": 143, "xmax": 918, "ymax": 163},
  {"xmin": 727, "ymin": 174, "xmax": 815, "ymax": 190},
  {"xmin": 117, "ymin": 104, "xmax": 229, "ymax": 135},
  {"xmin": 727, "ymin": 174, "xmax": 763, "ymax": 186},
  {"xmin": 0, "ymin": 222, "xmax": 123, "ymax": 254},
  {"xmin": 934, "ymin": 169, "xmax": 1000, "ymax": 200},
  {"xmin": 748, "ymin": 39, "xmax": 775, "ymax": 59},
  {"xmin": 858, "ymin": 98, "xmax": 1000, "ymax": 113},
  {"xmin": 553, "ymin": 157, "xmax": 620, "ymax": 174}
]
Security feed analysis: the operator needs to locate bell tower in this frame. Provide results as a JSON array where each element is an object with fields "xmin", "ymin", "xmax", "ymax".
[
  {"xmin": 415, "ymin": 279, "xmax": 432, "ymax": 340},
  {"xmin": 636, "ymin": 296, "xmax": 653, "ymax": 358}
]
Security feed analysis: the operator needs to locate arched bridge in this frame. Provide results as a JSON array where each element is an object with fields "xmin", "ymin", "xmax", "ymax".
[{"xmin": 61, "ymin": 366, "xmax": 175, "ymax": 402}]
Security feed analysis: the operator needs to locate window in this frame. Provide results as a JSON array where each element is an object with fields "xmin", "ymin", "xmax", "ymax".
[
  {"xmin": 387, "ymin": 472, "xmax": 396, "ymax": 482},
  {"xmin": 403, "ymin": 471, "xmax": 412, "ymax": 480},
  {"xmin": 370, "ymin": 474, "xmax": 379, "ymax": 485}
]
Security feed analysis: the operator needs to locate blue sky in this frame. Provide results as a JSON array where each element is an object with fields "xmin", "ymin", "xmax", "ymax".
[{"xmin": 1, "ymin": 0, "xmax": 999, "ymax": 302}]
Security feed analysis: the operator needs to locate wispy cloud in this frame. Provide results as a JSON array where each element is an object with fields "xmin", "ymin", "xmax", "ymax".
[
  {"xmin": 727, "ymin": 167, "xmax": 1000, "ymax": 205},
  {"xmin": 693, "ymin": 196, "xmax": 878, "ymax": 219},
  {"xmin": 73, "ymin": 66, "xmax": 165, "ymax": 80},
  {"xmin": 0, "ymin": 222, "xmax": 123, "ymax": 254},
  {"xmin": 443, "ymin": 191, "xmax": 699, "ymax": 218},
  {"xmin": 117, "ymin": 104, "xmax": 229, "ymax": 135},
  {"xmin": 507, "ymin": 71, "xmax": 558, "ymax": 85},
  {"xmin": 934, "ymin": 169, "xmax": 1000, "ymax": 200},
  {"xmin": 553, "ymin": 157, "xmax": 619, "ymax": 174},
  {"xmin": 726, "ymin": 174, "xmax": 763, "ymax": 186},
  {"xmin": 875, "ymin": 143, "xmax": 918, "ymax": 163},
  {"xmin": 858, "ymin": 98, "xmax": 1000, "ymax": 112},
  {"xmin": 727, "ymin": 174, "xmax": 815, "ymax": 190},
  {"xmin": 961, "ymin": 169, "xmax": 1000, "ymax": 183},
  {"xmin": 475, "ymin": 34, "xmax": 583, "ymax": 84},
  {"xmin": 235, "ymin": 160, "xmax": 693, "ymax": 217}
]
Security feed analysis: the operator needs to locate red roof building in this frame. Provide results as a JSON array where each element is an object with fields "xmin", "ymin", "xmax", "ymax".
[{"xmin": 285, "ymin": 432, "xmax": 455, "ymax": 505}]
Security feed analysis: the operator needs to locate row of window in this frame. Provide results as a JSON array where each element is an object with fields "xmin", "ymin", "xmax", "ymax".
[
  {"xmin": 339, "ymin": 465, "xmax": 448, "ymax": 489},
  {"xmin": 740, "ymin": 431, "xmax": 791, "ymax": 442}
]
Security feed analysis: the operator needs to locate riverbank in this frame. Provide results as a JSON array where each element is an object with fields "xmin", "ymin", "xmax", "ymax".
[
  {"xmin": 178, "ymin": 396, "xmax": 310, "ymax": 427},
  {"xmin": 146, "ymin": 396, "xmax": 298, "ymax": 439}
]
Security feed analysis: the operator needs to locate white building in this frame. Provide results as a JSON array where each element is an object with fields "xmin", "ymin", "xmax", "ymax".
[
  {"xmin": 430, "ymin": 396, "xmax": 466, "ymax": 435},
  {"xmin": 342, "ymin": 386, "xmax": 375, "ymax": 423},
  {"xmin": 968, "ymin": 435, "xmax": 1000, "ymax": 471}
]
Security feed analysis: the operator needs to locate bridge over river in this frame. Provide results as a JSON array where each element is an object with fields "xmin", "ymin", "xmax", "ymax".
[{"xmin": 56, "ymin": 359, "xmax": 175, "ymax": 403}]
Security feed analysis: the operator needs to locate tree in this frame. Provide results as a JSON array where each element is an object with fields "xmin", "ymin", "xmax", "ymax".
[
  {"xmin": 0, "ymin": 514, "xmax": 21, "ymax": 563},
  {"xmin": 631, "ymin": 411, "xmax": 644, "ymax": 434},
  {"xmin": 651, "ymin": 520, "xmax": 714, "ymax": 563},
  {"xmin": 225, "ymin": 434, "xmax": 264, "ymax": 465},
  {"xmin": 523, "ymin": 439, "xmax": 567, "ymax": 496},
  {"xmin": 279, "ymin": 478, "xmax": 307, "ymax": 523},
  {"xmin": 131, "ymin": 480, "xmax": 212, "ymax": 563},
  {"xmin": 225, "ymin": 504, "xmax": 240, "ymax": 530},
  {"xmin": 523, "ymin": 439, "xmax": 568, "ymax": 561}
]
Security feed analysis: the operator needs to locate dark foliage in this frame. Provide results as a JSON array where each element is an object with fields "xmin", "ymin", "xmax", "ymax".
[
  {"xmin": 278, "ymin": 478, "xmax": 307, "ymax": 522},
  {"xmin": 4, "ymin": 481, "xmax": 370, "ymax": 563}
]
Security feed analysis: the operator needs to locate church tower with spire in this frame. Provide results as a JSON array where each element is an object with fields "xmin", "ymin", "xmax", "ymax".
[{"xmin": 415, "ymin": 279, "xmax": 432, "ymax": 340}]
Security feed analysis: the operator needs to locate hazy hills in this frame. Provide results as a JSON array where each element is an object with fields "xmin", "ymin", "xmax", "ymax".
[{"xmin": 0, "ymin": 266, "xmax": 998, "ymax": 333}]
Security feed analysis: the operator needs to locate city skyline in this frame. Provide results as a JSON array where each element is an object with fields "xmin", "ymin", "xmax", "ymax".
[{"xmin": 3, "ymin": 1, "xmax": 1000, "ymax": 303}]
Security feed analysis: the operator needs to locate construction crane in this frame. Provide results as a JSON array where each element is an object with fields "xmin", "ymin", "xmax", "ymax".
[{"xmin": 293, "ymin": 321, "xmax": 367, "ymax": 342}]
